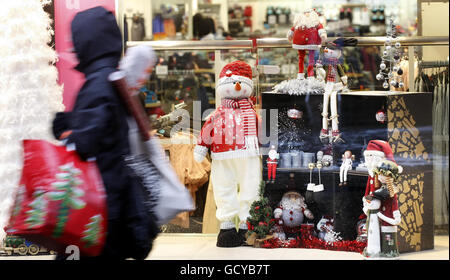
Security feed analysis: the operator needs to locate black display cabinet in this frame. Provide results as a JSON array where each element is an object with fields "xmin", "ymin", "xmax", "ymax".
[{"xmin": 260, "ymin": 91, "xmax": 433, "ymax": 253}]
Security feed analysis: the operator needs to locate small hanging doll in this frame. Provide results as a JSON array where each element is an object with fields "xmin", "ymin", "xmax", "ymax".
[{"xmin": 316, "ymin": 38, "xmax": 358, "ymax": 143}]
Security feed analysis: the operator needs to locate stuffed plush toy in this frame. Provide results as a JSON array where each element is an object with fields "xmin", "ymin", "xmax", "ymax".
[{"xmin": 194, "ymin": 61, "xmax": 261, "ymax": 247}]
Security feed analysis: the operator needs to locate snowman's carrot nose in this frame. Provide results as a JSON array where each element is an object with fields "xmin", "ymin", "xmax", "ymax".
[{"xmin": 235, "ymin": 82, "xmax": 241, "ymax": 91}]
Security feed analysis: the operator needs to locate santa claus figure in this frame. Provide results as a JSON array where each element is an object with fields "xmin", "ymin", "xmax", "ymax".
[
  {"xmin": 194, "ymin": 61, "xmax": 261, "ymax": 247},
  {"xmin": 363, "ymin": 140, "xmax": 402, "ymax": 197},
  {"xmin": 273, "ymin": 191, "xmax": 314, "ymax": 239},
  {"xmin": 266, "ymin": 145, "xmax": 279, "ymax": 183},
  {"xmin": 362, "ymin": 140, "xmax": 402, "ymax": 259},
  {"xmin": 287, "ymin": 8, "xmax": 327, "ymax": 80}
]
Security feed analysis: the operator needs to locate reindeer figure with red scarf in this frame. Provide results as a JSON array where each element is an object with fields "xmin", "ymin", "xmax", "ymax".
[
  {"xmin": 316, "ymin": 38, "xmax": 358, "ymax": 143},
  {"xmin": 194, "ymin": 61, "xmax": 261, "ymax": 247}
]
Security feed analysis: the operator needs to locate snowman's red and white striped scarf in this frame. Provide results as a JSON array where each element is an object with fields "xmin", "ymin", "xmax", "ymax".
[{"xmin": 221, "ymin": 98, "xmax": 259, "ymax": 151}]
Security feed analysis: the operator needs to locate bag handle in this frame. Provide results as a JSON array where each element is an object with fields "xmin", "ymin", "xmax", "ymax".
[{"xmin": 108, "ymin": 71, "xmax": 151, "ymax": 141}]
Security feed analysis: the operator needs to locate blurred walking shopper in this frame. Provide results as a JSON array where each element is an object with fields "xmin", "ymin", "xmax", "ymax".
[{"xmin": 52, "ymin": 6, "xmax": 158, "ymax": 260}]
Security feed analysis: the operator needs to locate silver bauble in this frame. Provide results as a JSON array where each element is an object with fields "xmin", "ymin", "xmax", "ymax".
[
  {"xmin": 386, "ymin": 45, "xmax": 392, "ymax": 51},
  {"xmin": 393, "ymin": 66, "xmax": 399, "ymax": 72},
  {"xmin": 395, "ymin": 42, "xmax": 401, "ymax": 48},
  {"xmin": 383, "ymin": 81, "xmax": 389, "ymax": 89},
  {"xmin": 390, "ymin": 80, "xmax": 397, "ymax": 87},
  {"xmin": 399, "ymin": 82, "xmax": 404, "ymax": 88},
  {"xmin": 380, "ymin": 63, "xmax": 386, "ymax": 70},
  {"xmin": 376, "ymin": 73, "xmax": 384, "ymax": 80}
]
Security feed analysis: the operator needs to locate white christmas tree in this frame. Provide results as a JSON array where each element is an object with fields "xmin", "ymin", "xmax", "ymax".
[{"xmin": 0, "ymin": 0, "xmax": 64, "ymax": 240}]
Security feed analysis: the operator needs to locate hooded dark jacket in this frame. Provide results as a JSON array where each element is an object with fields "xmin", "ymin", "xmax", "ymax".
[{"xmin": 53, "ymin": 6, "xmax": 158, "ymax": 259}]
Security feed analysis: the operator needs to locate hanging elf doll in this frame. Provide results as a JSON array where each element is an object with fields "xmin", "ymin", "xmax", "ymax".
[
  {"xmin": 316, "ymin": 38, "xmax": 358, "ymax": 143},
  {"xmin": 194, "ymin": 61, "xmax": 261, "ymax": 247}
]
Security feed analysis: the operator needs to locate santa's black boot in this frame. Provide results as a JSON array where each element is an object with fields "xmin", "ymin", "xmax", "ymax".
[{"xmin": 217, "ymin": 228, "xmax": 242, "ymax": 247}]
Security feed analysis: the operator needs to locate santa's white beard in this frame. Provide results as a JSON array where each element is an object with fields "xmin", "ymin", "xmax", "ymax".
[
  {"xmin": 294, "ymin": 12, "xmax": 320, "ymax": 28},
  {"xmin": 280, "ymin": 197, "xmax": 302, "ymax": 211},
  {"xmin": 268, "ymin": 150, "xmax": 277, "ymax": 160}
]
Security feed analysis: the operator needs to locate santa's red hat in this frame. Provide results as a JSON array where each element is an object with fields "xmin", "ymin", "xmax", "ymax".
[
  {"xmin": 364, "ymin": 140, "xmax": 403, "ymax": 173},
  {"xmin": 217, "ymin": 61, "xmax": 253, "ymax": 89}
]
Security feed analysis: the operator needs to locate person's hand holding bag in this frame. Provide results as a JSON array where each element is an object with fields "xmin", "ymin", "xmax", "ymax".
[{"xmin": 52, "ymin": 112, "xmax": 72, "ymax": 140}]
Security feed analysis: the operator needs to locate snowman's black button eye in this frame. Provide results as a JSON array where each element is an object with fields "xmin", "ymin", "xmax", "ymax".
[{"xmin": 233, "ymin": 82, "xmax": 236, "ymax": 84}]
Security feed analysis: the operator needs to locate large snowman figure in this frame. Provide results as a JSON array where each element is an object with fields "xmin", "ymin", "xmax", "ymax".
[{"xmin": 194, "ymin": 61, "xmax": 261, "ymax": 247}]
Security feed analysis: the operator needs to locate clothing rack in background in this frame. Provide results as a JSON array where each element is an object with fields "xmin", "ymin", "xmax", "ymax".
[
  {"xmin": 419, "ymin": 58, "xmax": 450, "ymax": 229},
  {"xmin": 419, "ymin": 60, "xmax": 449, "ymax": 69}
]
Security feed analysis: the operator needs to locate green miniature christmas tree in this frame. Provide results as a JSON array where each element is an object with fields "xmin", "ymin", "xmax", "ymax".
[{"xmin": 246, "ymin": 181, "xmax": 275, "ymax": 239}]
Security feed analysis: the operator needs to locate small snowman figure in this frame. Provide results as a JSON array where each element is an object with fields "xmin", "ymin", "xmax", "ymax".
[{"xmin": 273, "ymin": 191, "xmax": 314, "ymax": 239}]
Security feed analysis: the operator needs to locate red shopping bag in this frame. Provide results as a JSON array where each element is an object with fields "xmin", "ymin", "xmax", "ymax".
[{"xmin": 4, "ymin": 140, "xmax": 107, "ymax": 257}]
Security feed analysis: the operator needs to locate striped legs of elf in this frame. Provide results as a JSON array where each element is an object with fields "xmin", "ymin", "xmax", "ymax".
[
  {"xmin": 320, "ymin": 82, "xmax": 342, "ymax": 144},
  {"xmin": 211, "ymin": 156, "xmax": 262, "ymax": 247}
]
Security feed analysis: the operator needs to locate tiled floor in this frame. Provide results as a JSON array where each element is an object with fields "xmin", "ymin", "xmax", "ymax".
[
  {"xmin": 1, "ymin": 234, "xmax": 448, "ymax": 260},
  {"xmin": 147, "ymin": 234, "xmax": 449, "ymax": 260}
]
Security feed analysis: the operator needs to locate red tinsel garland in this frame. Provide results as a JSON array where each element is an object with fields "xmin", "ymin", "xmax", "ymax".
[{"xmin": 262, "ymin": 225, "xmax": 367, "ymax": 253}]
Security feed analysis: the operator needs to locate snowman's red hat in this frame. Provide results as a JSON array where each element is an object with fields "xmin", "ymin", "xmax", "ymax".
[{"xmin": 217, "ymin": 61, "xmax": 253, "ymax": 89}]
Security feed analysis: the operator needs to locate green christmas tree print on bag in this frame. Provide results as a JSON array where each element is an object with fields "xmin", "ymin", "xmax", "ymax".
[
  {"xmin": 5, "ymin": 140, "xmax": 108, "ymax": 257},
  {"xmin": 25, "ymin": 187, "xmax": 48, "ymax": 228},
  {"xmin": 81, "ymin": 214, "xmax": 103, "ymax": 248},
  {"xmin": 12, "ymin": 185, "xmax": 26, "ymax": 219},
  {"xmin": 47, "ymin": 163, "xmax": 86, "ymax": 238}
]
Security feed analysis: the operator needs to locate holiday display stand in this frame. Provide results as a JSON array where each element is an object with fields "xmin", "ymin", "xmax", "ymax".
[{"xmin": 261, "ymin": 90, "xmax": 433, "ymax": 253}]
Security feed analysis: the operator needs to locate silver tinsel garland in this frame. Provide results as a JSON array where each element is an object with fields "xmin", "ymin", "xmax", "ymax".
[{"xmin": 273, "ymin": 78, "xmax": 325, "ymax": 95}]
